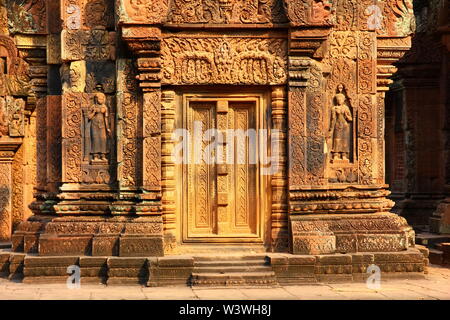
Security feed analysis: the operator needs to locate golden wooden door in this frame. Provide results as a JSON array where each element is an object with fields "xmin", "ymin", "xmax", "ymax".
[{"xmin": 184, "ymin": 99, "xmax": 259, "ymax": 242}]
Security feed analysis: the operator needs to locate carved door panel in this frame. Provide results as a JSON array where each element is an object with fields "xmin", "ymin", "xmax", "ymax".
[{"xmin": 185, "ymin": 99, "xmax": 259, "ymax": 241}]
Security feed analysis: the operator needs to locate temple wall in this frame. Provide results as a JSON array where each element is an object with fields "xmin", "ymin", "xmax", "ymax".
[{"xmin": 0, "ymin": 0, "xmax": 446, "ymax": 258}]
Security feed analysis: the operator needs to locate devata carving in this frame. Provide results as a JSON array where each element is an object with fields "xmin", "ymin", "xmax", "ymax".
[
  {"xmin": 161, "ymin": 37, "xmax": 288, "ymax": 85},
  {"xmin": 87, "ymin": 92, "xmax": 110, "ymax": 164},
  {"xmin": 167, "ymin": 0, "xmax": 287, "ymax": 24},
  {"xmin": 328, "ymin": 84, "xmax": 353, "ymax": 163}
]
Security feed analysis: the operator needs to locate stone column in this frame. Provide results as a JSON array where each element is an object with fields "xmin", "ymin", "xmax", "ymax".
[
  {"xmin": 271, "ymin": 87, "xmax": 289, "ymax": 251},
  {"xmin": 161, "ymin": 90, "xmax": 176, "ymax": 252}
]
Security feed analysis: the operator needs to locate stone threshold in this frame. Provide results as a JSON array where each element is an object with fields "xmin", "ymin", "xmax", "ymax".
[{"xmin": 0, "ymin": 247, "xmax": 429, "ymax": 287}]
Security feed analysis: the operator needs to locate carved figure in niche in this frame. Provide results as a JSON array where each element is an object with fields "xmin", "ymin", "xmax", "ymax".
[
  {"xmin": 87, "ymin": 92, "xmax": 110, "ymax": 163},
  {"xmin": 328, "ymin": 84, "xmax": 352, "ymax": 162},
  {"xmin": 0, "ymin": 97, "xmax": 7, "ymax": 136}
]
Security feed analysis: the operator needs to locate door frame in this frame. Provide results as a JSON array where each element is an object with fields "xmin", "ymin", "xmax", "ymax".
[{"xmin": 174, "ymin": 89, "xmax": 271, "ymax": 245}]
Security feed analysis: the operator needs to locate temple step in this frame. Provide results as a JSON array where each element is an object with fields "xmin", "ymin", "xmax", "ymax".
[
  {"xmin": 190, "ymin": 271, "xmax": 278, "ymax": 287},
  {"xmin": 415, "ymin": 232, "xmax": 450, "ymax": 248},
  {"xmin": 190, "ymin": 256, "xmax": 277, "ymax": 287},
  {"xmin": 429, "ymin": 249, "xmax": 444, "ymax": 265}
]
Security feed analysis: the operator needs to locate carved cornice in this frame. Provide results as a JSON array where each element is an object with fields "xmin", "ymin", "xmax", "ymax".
[
  {"xmin": 0, "ymin": 138, "xmax": 22, "ymax": 161},
  {"xmin": 289, "ymin": 27, "xmax": 331, "ymax": 58},
  {"xmin": 121, "ymin": 26, "xmax": 162, "ymax": 90}
]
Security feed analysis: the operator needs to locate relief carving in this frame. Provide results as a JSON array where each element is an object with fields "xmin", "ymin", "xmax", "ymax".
[
  {"xmin": 161, "ymin": 37, "xmax": 287, "ymax": 85},
  {"xmin": 379, "ymin": 0, "xmax": 416, "ymax": 37},
  {"xmin": 7, "ymin": 0, "xmax": 46, "ymax": 34},
  {"xmin": 62, "ymin": 30, "xmax": 116, "ymax": 62},
  {"xmin": 117, "ymin": 59, "xmax": 139, "ymax": 188},
  {"xmin": 0, "ymin": 96, "xmax": 25, "ymax": 137},
  {"xmin": 167, "ymin": 0, "xmax": 287, "ymax": 24},
  {"xmin": 0, "ymin": 35, "xmax": 31, "ymax": 96},
  {"xmin": 61, "ymin": 61, "xmax": 86, "ymax": 93},
  {"xmin": 86, "ymin": 92, "xmax": 111, "ymax": 164},
  {"xmin": 328, "ymin": 84, "xmax": 353, "ymax": 163},
  {"xmin": 283, "ymin": 0, "xmax": 333, "ymax": 26},
  {"xmin": 122, "ymin": 0, "xmax": 169, "ymax": 24}
]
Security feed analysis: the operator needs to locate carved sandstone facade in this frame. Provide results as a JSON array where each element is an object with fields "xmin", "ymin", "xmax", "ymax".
[{"xmin": 0, "ymin": 0, "xmax": 441, "ymax": 285}]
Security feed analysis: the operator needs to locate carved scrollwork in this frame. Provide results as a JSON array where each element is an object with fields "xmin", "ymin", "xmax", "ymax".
[{"xmin": 161, "ymin": 36, "xmax": 287, "ymax": 85}]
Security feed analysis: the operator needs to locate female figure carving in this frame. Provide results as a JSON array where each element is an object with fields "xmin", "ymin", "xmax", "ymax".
[
  {"xmin": 88, "ymin": 92, "xmax": 110, "ymax": 162},
  {"xmin": 328, "ymin": 84, "xmax": 353, "ymax": 162}
]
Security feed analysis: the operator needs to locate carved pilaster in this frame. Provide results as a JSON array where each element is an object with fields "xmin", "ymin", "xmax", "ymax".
[
  {"xmin": 161, "ymin": 90, "xmax": 176, "ymax": 252},
  {"xmin": 271, "ymin": 86, "xmax": 288, "ymax": 252},
  {"xmin": 286, "ymin": 0, "xmax": 417, "ymax": 255},
  {"xmin": 0, "ymin": 142, "xmax": 21, "ymax": 241},
  {"xmin": 122, "ymin": 26, "xmax": 163, "ymax": 214}
]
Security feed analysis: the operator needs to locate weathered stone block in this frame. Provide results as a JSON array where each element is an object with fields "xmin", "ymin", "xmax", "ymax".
[
  {"xmin": 24, "ymin": 234, "xmax": 40, "ymax": 253},
  {"xmin": 119, "ymin": 236, "xmax": 163, "ymax": 257},
  {"xmin": 92, "ymin": 235, "xmax": 119, "ymax": 256},
  {"xmin": 292, "ymin": 231, "xmax": 336, "ymax": 255},
  {"xmin": 39, "ymin": 236, "xmax": 93, "ymax": 256},
  {"xmin": 11, "ymin": 234, "xmax": 24, "ymax": 252}
]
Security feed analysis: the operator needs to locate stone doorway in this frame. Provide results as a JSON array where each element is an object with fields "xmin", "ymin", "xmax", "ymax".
[{"xmin": 177, "ymin": 93, "xmax": 269, "ymax": 245}]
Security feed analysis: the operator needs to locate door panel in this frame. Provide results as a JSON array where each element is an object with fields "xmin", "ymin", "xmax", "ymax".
[
  {"xmin": 185, "ymin": 99, "xmax": 259, "ymax": 241},
  {"xmin": 228, "ymin": 103, "xmax": 257, "ymax": 236},
  {"xmin": 187, "ymin": 102, "xmax": 217, "ymax": 237}
]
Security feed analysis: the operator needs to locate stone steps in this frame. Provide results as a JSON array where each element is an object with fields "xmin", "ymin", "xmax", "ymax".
[
  {"xmin": 0, "ymin": 242, "xmax": 11, "ymax": 250},
  {"xmin": 190, "ymin": 255, "xmax": 278, "ymax": 287},
  {"xmin": 416, "ymin": 232, "xmax": 450, "ymax": 266},
  {"xmin": 415, "ymin": 233, "xmax": 450, "ymax": 248},
  {"xmin": 191, "ymin": 271, "xmax": 278, "ymax": 287},
  {"xmin": 194, "ymin": 266, "xmax": 272, "ymax": 273},
  {"xmin": 429, "ymin": 249, "xmax": 444, "ymax": 265},
  {"xmin": 194, "ymin": 259, "xmax": 266, "ymax": 267}
]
